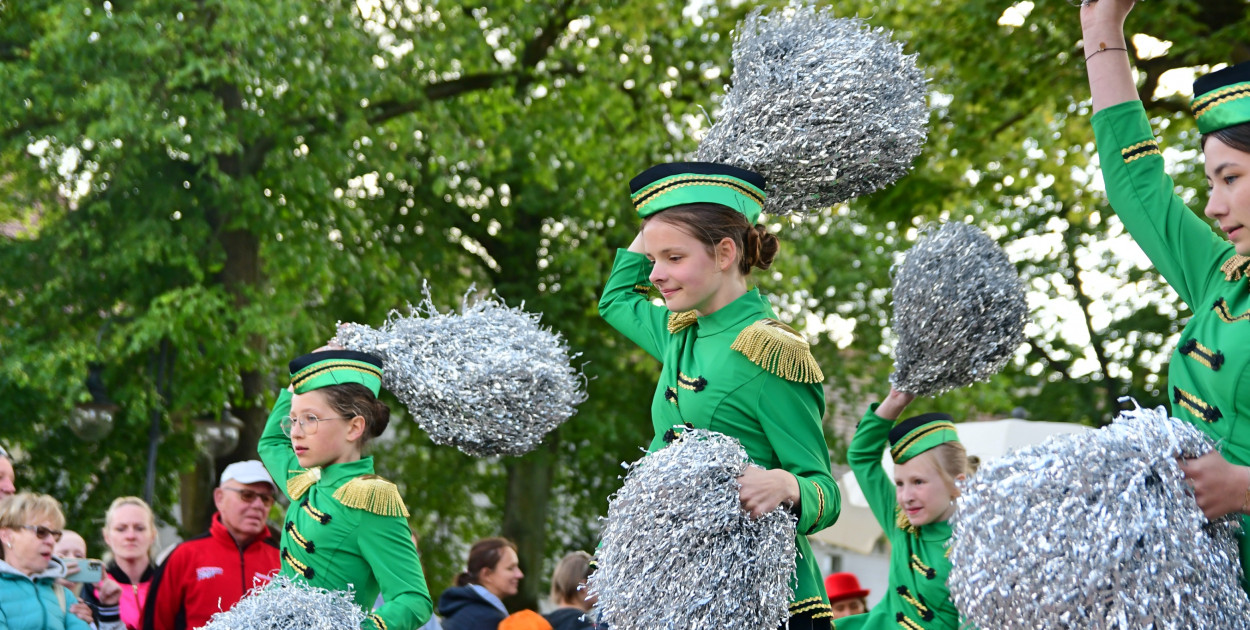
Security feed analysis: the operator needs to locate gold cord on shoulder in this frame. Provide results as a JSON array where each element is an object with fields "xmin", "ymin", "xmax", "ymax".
[
  {"xmin": 667, "ymin": 310, "xmax": 698, "ymax": 334},
  {"xmin": 333, "ymin": 475, "xmax": 411, "ymax": 517},
  {"xmin": 287, "ymin": 467, "xmax": 321, "ymax": 500},
  {"xmin": 895, "ymin": 505, "xmax": 920, "ymax": 537},
  {"xmin": 730, "ymin": 319, "xmax": 824, "ymax": 383},
  {"xmin": 1221, "ymin": 254, "xmax": 1250, "ymax": 282}
]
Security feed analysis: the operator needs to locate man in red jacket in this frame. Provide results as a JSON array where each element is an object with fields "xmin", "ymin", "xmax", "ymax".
[{"xmin": 144, "ymin": 460, "xmax": 281, "ymax": 630}]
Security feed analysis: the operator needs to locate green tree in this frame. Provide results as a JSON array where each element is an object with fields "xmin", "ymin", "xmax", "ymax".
[
  {"xmin": 0, "ymin": 0, "xmax": 744, "ymax": 607},
  {"xmin": 3, "ymin": 0, "xmax": 1247, "ymax": 613}
]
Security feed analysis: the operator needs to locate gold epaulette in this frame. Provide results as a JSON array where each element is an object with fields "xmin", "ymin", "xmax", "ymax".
[
  {"xmin": 287, "ymin": 467, "xmax": 322, "ymax": 500},
  {"xmin": 729, "ymin": 319, "xmax": 824, "ymax": 383},
  {"xmin": 895, "ymin": 505, "xmax": 920, "ymax": 537},
  {"xmin": 667, "ymin": 310, "xmax": 698, "ymax": 334},
  {"xmin": 332, "ymin": 475, "xmax": 410, "ymax": 517},
  {"xmin": 1221, "ymin": 254, "xmax": 1250, "ymax": 281}
]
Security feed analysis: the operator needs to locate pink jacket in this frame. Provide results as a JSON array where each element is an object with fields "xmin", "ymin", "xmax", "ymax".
[{"xmin": 83, "ymin": 562, "xmax": 153, "ymax": 630}]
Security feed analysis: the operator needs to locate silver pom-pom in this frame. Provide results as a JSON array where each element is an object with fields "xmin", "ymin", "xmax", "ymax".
[
  {"xmin": 333, "ymin": 287, "xmax": 587, "ymax": 457},
  {"xmin": 587, "ymin": 429, "xmax": 797, "ymax": 630},
  {"xmin": 696, "ymin": 5, "xmax": 929, "ymax": 214},
  {"xmin": 889, "ymin": 222, "xmax": 1027, "ymax": 396},
  {"xmin": 201, "ymin": 576, "xmax": 365, "ymax": 630},
  {"xmin": 949, "ymin": 401, "xmax": 1250, "ymax": 629}
]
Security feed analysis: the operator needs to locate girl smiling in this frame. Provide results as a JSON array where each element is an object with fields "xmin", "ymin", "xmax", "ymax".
[{"xmin": 836, "ymin": 389, "xmax": 967, "ymax": 630}]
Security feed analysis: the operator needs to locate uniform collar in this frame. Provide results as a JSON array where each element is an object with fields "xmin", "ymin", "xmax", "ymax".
[
  {"xmin": 918, "ymin": 518, "xmax": 952, "ymax": 542},
  {"xmin": 694, "ymin": 288, "xmax": 772, "ymax": 337},
  {"xmin": 317, "ymin": 456, "xmax": 377, "ymax": 488}
]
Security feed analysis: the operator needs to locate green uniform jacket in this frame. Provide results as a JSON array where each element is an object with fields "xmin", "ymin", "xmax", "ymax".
[
  {"xmin": 1093, "ymin": 100, "xmax": 1250, "ymax": 585},
  {"xmin": 598, "ymin": 249, "xmax": 841, "ymax": 620},
  {"xmin": 836, "ymin": 405, "xmax": 959, "ymax": 630},
  {"xmin": 259, "ymin": 389, "xmax": 433, "ymax": 630}
]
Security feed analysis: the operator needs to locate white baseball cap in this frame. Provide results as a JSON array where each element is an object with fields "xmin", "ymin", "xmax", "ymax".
[{"xmin": 219, "ymin": 460, "xmax": 276, "ymax": 491}]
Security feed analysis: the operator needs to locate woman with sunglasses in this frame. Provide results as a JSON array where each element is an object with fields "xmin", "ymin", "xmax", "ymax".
[
  {"xmin": 259, "ymin": 349, "xmax": 433, "ymax": 630},
  {"xmin": 0, "ymin": 492, "xmax": 125, "ymax": 630}
]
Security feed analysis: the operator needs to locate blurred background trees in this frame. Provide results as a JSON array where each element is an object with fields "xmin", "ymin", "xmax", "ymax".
[{"xmin": 2, "ymin": 0, "xmax": 1245, "ymax": 610}]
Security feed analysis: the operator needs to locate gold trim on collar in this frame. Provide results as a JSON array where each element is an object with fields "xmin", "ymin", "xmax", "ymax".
[
  {"xmin": 667, "ymin": 310, "xmax": 698, "ymax": 334},
  {"xmin": 287, "ymin": 467, "xmax": 321, "ymax": 500},
  {"xmin": 1222, "ymin": 255, "xmax": 1250, "ymax": 282}
]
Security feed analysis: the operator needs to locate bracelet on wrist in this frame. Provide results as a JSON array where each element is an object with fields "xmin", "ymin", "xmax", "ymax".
[{"xmin": 1085, "ymin": 42, "xmax": 1128, "ymax": 61}]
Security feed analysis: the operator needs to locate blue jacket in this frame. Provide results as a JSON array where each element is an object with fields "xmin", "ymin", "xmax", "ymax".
[
  {"xmin": 0, "ymin": 558, "xmax": 123, "ymax": 630},
  {"xmin": 438, "ymin": 585, "xmax": 506, "ymax": 630}
]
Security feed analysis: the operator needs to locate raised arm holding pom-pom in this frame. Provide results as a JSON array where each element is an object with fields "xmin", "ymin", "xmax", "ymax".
[
  {"xmin": 1080, "ymin": 0, "xmax": 1250, "ymax": 590},
  {"xmin": 258, "ymin": 349, "xmax": 432, "ymax": 630},
  {"xmin": 599, "ymin": 162, "xmax": 840, "ymax": 628},
  {"xmin": 837, "ymin": 387, "xmax": 966, "ymax": 629}
]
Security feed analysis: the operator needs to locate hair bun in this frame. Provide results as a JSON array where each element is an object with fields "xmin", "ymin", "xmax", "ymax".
[
  {"xmin": 369, "ymin": 398, "xmax": 391, "ymax": 438},
  {"xmin": 741, "ymin": 224, "xmax": 779, "ymax": 273}
]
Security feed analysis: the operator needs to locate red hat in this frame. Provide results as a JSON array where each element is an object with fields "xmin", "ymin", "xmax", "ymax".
[{"xmin": 824, "ymin": 572, "xmax": 869, "ymax": 603}]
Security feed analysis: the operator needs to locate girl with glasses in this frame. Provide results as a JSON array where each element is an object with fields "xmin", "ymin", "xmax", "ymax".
[
  {"xmin": 0, "ymin": 492, "xmax": 126, "ymax": 629},
  {"xmin": 258, "ymin": 349, "xmax": 433, "ymax": 630}
]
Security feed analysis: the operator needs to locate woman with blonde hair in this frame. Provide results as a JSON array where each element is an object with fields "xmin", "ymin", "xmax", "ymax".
[
  {"xmin": 0, "ymin": 492, "xmax": 124, "ymax": 629},
  {"xmin": 82, "ymin": 496, "xmax": 158, "ymax": 629},
  {"xmin": 544, "ymin": 551, "xmax": 597, "ymax": 630}
]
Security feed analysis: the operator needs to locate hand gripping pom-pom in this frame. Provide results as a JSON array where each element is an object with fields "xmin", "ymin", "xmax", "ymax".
[
  {"xmin": 333, "ymin": 285, "xmax": 587, "ymax": 457},
  {"xmin": 587, "ymin": 429, "xmax": 797, "ymax": 630},
  {"xmin": 201, "ymin": 576, "xmax": 366, "ymax": 630},
  {"xmin": 696, "ymin": 5, "xmax": 929, "ymax": 214},
  {"xmin": 889, "ymin": 222, "xmax": 1027, "ymax": 396},
  {"xmin": 948, "ymin": 401, "xmax": 1250, "ymax": 629}
]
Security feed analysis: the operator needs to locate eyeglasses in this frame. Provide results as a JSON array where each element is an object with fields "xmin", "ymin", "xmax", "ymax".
[
  {"xmin": 222, "ymin": 487, "xmax": 276, "ymax": 506},
  {"xmin": 281, "ymin": 414, "xmax": 351, "ymax": 437},
  {"xmin": 19, "ymin": 525, "xmax": 63, "ymax": 542}
]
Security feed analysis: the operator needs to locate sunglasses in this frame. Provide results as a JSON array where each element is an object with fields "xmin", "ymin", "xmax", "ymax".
[
  {"xmin": 223, "ymin": 487, "xmax": 276, "ymax": 506},
  {"xmin": 19, "ymin": 525, "xmax": 63, "ymax": 542}
]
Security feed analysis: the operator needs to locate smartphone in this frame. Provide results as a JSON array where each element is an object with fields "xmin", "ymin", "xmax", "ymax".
[{"xmin": 62, "ymin": 558, "xmax": 104, "ymax": 583}]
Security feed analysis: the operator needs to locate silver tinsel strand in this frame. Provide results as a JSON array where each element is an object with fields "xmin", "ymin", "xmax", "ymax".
[
  {"xmin": 889, "ymin": 222, "xmax": 1027, "ymax": 396},
  {"xmin": 587, "ymin": 429, "xmax": 797, "ymax": 630},
  {"xmin": 949, "ymin": 402, "xmax": 1250, "ymax": 629},
  {"xmin": 696, "ymin": 5, "xmax": 929, "ymax": 214},
  {"xmin": 201, "ymin": 576, "xmax": 365, "ymax": 630},
  {"xmin": 333, "ymin": 287, "xmax": 587, "ymax": 457}
]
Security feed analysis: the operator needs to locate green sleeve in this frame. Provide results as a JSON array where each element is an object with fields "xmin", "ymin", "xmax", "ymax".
[
  {"xmin": 258, "ymin": 388, "xmax": 299, "ymax": 500},
  {"xmin": 361, "ymin": 512, "xmax": 433, "ymax": 630},
  {"xmin": 597, "ymin": 248, "xmax": 670, "ymax": 361},
  {"xmin": 847, "ymin": 403, "xmax": 896, "ymax": 532},
  {"xmin": 754, "ymin": 376, "xmax": 840, "ymax": 535},
  {"xmin": 1092, "ymin": 99, "xmax": 1232, "ymax": 308}
]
